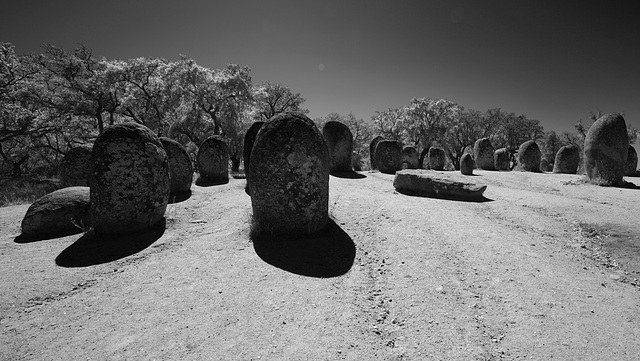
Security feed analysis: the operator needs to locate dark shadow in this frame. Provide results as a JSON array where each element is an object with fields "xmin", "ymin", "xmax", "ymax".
[
  {"xmin": 195, "ymin": 177, "xmax": 229, "ymax": 187},
  {"xmin": 15, "ymin": 228, "xmax": 83, "ymax": 244},
  {"xmin": 252, "ymin": 219, "xmax": 356, "ymax": 278},
  {"xmin": 168, "ymin": 190, "xmax": 192, "ymax": 204},
  {"xmin": 395, "ymin": 188, "xmax": 494, "ymax": 203},
  {"xmin": 55, "ymin": 218, "xmax": 165, "ymax": 268},
  {"xmin": 619, "ymin": 180, "xmax": 640, "ymax": 190},
  {"xmin": 330, "ymin": 171, "xmax": 367, "ymax": 179}
]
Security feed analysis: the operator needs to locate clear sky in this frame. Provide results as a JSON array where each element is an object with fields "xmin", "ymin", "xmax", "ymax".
[{"xmin": 2, "ymin": 0, "xmax": 639, "ymax": 134}]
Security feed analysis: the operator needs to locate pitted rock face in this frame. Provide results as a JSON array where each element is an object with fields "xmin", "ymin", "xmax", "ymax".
[
  {"xmin": 584, "ymin": 113, "xmax": 629, "ymax": 185},
  {"xmin": 91, "ymin": 123, "xmax": 169, "ymax": 234},
  {"xmin": 460, "ymin": 153, "xmax": 474, "ymax": 175},
  {"xmin": 197, "ymin": 136, "xmax": 229, "ymax": 182},
  {"xmin": 249, "ymin": 112, "xmax": 329, "ymax": 236},
  {"xmin": 518, "ymin": 140, "xmax": 542, "ymax": 172},
  {"xmin": 553, "ymin": 144, "xmax": 580, "ymax": 174},
  {"xmin": 374, "ymin": 140, "xmax": 403, "ymax": 174},
  {"xmin": 323, "ymin": 121, "xmax": 354, "ymax": 173},
  {"xmin": 21, "ymin": 186, "xmax": 91, "ymax": 236},
  {"xmin": 402, "ymin": 146, "xmax": 420, "ymax": 169},
  {"xmin": 494, "ymin": 148, "xmax": 510, "ymax": 171},
  {"xmin": 160, "ymin": 137, "xmax": 193, "ymax": 193},
  {"xmin": 59, "ymin": 144, "xmax": 93, "ymax": 187},
  {"xmin": 626, "ymin": 146, "xmax": 638, "ymax": 176},
  {"xmin": 473, "ymin": 138, "xmax": 495, "ymax": 170},
  {"xmin": 428, "ymin": 147, "xmax": 446, "ymax": 171},
  {"xmin": 369, "ymin": 136, "xmax": 385, "ymax": 170}
]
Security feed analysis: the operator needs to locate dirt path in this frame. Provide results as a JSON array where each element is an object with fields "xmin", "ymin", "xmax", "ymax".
[{"xmin": 1, "ymin": 171, "xmax": 640, "ymax": 360}]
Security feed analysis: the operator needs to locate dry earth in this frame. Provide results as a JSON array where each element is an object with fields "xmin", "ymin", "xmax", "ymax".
[{"xmin": 1, "ymin": 170, "xmax": 640, "ymax": 360}]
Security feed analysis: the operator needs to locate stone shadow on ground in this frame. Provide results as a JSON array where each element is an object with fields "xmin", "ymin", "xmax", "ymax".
[
  {"xmin": 15, "ymin": 228, "xmax": 84, "ymax": 244},
  {"xmin": 395, "ymin": 189, "xmax": 494, "ymax": 203},
  {"xmin": 168, "ymin": 190, "xmax": 192, "ymax": 204},
  {"xmin": 252, "ymin": 219, "xmax": 356, "ymax": 278},
  {"xmin": 330, "ymin": 171, "xmax": 367, "ymax": 179},
  {"xmin": 55, "ymin": 218, "xmax": 165, "ymax": 267},
  {"xmin": 195, "ymin": 177, "xmax": 229, "ymax": 187}
]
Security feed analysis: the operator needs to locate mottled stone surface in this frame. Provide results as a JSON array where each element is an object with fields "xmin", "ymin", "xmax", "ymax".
[
  {"xmin": 473, "ymin": 138, "xmax": 495, "ymax": 170},
  {"xmin": 626, "ymin": 146, "xmax": 638, "ymax": 176},
  {"xmin": 323, "ymin": 121, "xmax": 353, "ymax": 173},
  {"xmin": 243, "ymin": 122, "xmax": 264, "ymax": 174},
  {"xmin": 91, "ymin": 123, "xmax": 169, "ymax": 235},
  {"xmin": 553, "ymin": 144, "xmax": 580, "ymax": 174},
  {"xmin": 518, "ymin": 140, "xmax": 542, "ymax": 172},
  {"xmin": 428, "ymin": 147, "xmax": 446, "ymax": 171},
  {"xmin": 369, "ymin": 136, "xmax": 385, "ymax": 170},
  {"xmin": 374, "ymin": 140, "xmax": 403, "ymax": 174},
  {"xmin": 460, "ymin": 153, "xmax": 474, "ymax": 175},
  {"xmin": 584, "ymin": 113, "xmax": 629, "ymax": 185},
  {"xmin": 249, "ymin": 112, "xmax": 329, "ymax": 236},
  {"xmin": 402, "ymin": 146, "xmax": 420, "ymax": 169},
  {"xmin": 393, "ymin": 169, "xmax": 487, "ymax": 199},
  {"xmin": 21, "ymin": 186, "xmax": 91, "ymax": 236},
  {"xmin": 160, "ymin": 137, "xmax": 193, "ymax": 194},
  {"xmin": 197, "ymin": 136, "xmax": 229, "ymax": 182},
  {"xmin": 59, "ymin": 144, "xmax": 93, "ymax": 187},
  {"xmin": 494, "ymin": 148, "xmax": 510, "ymax": 171}
]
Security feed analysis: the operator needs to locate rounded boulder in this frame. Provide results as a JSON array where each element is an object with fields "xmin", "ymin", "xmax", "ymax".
[
  {"xmin": 584, "ymin": 113, "xmax": 629, "ymax": 185},
  {"xmin": 369, "ymin": 136, "xmax": 385, "ymax": 170},
  {"xmin": 323, "ymin": 121, "xmax": 353, "ymax": 173},
  {"xmin": 375, "ymin": 140, "xmax": 403, "ymax": 174},
  {"xmin": 197, "ymin": 136, "xmax": 229, "ymax": 183},
  {"xmin": 428, "ymin": 147, "xmax": 446, "ymax": 171},
  {"xmin": 473, "ymin": 138, "xmax": 495, "ymax": 170},
  {"xmin": 553, "ymin": 144, "xmax": 580, "ymax": 174},
  {"xmin": 518, "ymin": 140, "xmax": 542, "ymax": 172},
  {"xmin": 21, "ymin": 186, "xmax": 91, "ymax": 237},
  {"xmin": 460, "ymin": 153, "xmax": 474, "ymax": 175},
  {"xmin": 626, "ymin": 145, "xmax": 638, "ymax": 176},
  {"xmin": 402, "ymin": 146, "xmax": 420, "ymax": 169},
  {"xmin": 494, "ymin": 148, "xmax": 510, "ymax": 171},
  {"xmin": 160, "ymin": 137, "xmax": 193, "ymax": 194}
]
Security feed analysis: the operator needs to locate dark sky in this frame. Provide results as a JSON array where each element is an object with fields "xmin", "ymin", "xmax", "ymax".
[{"xmin": 2, "ymin": 0, "xmax": 639, "ymax": 134}]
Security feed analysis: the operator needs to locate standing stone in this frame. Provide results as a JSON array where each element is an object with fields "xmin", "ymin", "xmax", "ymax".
[
  {"xmin": 460, "ymin": 153, "xmax": 474, "ymax": 175},
  {"xmin": 626, "ymin": 146, "xmax": 638, "ymax": 176},
  {"xmin": 553, "ymin": 144, "xmax": 580, "ymax": 174},
  {"xmin": 243, "ymin": 122, "xmax": 264, "ymax": 194},
  {"xmin": 249, "ymin": 112, "xmax": 329, "ymax": 236},
  {"xmin": 402, "ymin": 146, "xmax": 420, "ymax": 169},
  {"xmin": 197, "ymin": 136, "xmax": 229, "ymax": 183},
  {"xmin": 428, "ymin": 147, "xmax": 446, "ymax": 171},
  {"xmin": 419, "ymin": 147, "xmax": 431, "ymax": 169},
  {"xmin": 323, "ymin": 121, "xmax": 353, "ymax": 173},
  {"xmin": 159, "ymin": 137, "xmax": 193, "ymax": 194},
  {"xmin": 21, "ymin": 186, "xmax": 91, "ymax": 237},
  {"xmin": 473, "ymin": 138, "xmax": 495, "ymax": 170},
  {"xmin": 369, "ymin": 136, "xmax": 385, "ymax": 170},
  {"xmin": 59, "ymin": 144, "xmax": 93, "ymax": 187},
  {"xmin": 584, "ymin": 113, "xmax": 629, "ymax": 185},
  {"xmin": 91, "ymin": 123, "xmax": 169, "ymax": 235},
  {"xmin": 375, "ymin": 140, "xmax": 403, "ymax": 174},
  {"xmin": 494, "ymin": 148, "xmax": 510, "ymax": 171},
  {"xmin": 518, "ymin": 140, "xmax": 542, "ymax": 172}
]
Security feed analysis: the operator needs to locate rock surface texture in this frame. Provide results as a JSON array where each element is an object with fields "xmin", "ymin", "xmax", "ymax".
[
  {"xmin": 553, "ymin": 144, "xmax": 580, "ymax": 174},
  {"xmin": 393, "ymin": 169, "xmax": 487, "ymax": 199},
  {"xmin": 323, "ymin": 121, "xmax": 353, "ymax": 173},
  {"xmin": 21, "ymin": 186, "xmax": 91, "ymax": 236},
  {"xmin": 626, "ymin": 145, "xmax": 638, "ymax": 176},
  {"xmin": 197, "ymin": 136, "xmax": 229, "ymax": 183},
  {"xmin": 428, "ymin": 147, "xmax": 446, "ymax": 171},
  {"xmin": 494, "ymin": 148, "xmax": 510, "ymax": 171},
  {"xmin": 474, "ymin": 138, "xmax": 495, "ymax": 170},
  {"xmin": 249, "ymin": 112, "xmax": 330, "ymax": 236},
  {"xmin": 369, "ymin": 136, "xmax": 385, "ymax": 170},
  {"xmin": 160, "ymin": 137, "xmax": 193, "ymax": 194},
  {"xmin": 91, "ymin": 123, "xmax": 169, "ymax": 235},
  {"xmin": 402, "ymin": 146, "xmax": 420, "ymax": 169},
  {"xmin": 374, "ymin": 140, "xmax": 403, "ymax": 174},
  {"xmin": 584, "ymin": 113, "xmax": 629, "ymax": 185},
  {"xmin": 460, "ymin": 153, "xmax": 474, "ymax": 175},
  {"xmin": 59, "ymin": 144, "xmax": 93, "ymax": 187},
  {"xmin": 517, "ymin": 140, "xmax": 542, "ymax": 172}
]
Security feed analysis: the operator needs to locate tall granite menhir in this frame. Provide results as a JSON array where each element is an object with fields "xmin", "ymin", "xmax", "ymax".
[
  {"xmin": 91, "ymin": 123, "xmax": 170, "ymax": 235},
  {"xmin": 584, "ymin": 113, "xmax": 629, "ymax": 186},
  {"xmin": 323, "ymin": 120, "xmax": 353, "ymax": 173},
  {"xmin": 249, "ymin": 112, "xmax": 330, "ymax": 236},
  {"xmin": 160, "ymin": 137, "xmax": 193, "ymax": 194},
  {"xmin": 473, "ymin": 138, "xmax": 495, "ymax": 170},
  {"xmin": 197, "ymin": 135, "xmax": 229, "ymax": 184},
  {"xmin": 369, "ymin": 136, "xmax": 385, "ymax": 170},
  {"xmin": 553, "ymin": 144, "xmax": 580, "ymax": 174},
  {"xmin": 375, "ymin": 140, "xmax": 403, "ymax": 174}
]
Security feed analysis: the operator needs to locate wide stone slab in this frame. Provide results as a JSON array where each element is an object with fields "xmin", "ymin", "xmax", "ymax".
[{"xmin": 393, "ymin": 169, "xmax": 487, "ymax": 199}]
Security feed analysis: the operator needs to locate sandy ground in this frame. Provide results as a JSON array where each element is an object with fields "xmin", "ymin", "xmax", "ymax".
[{"xmin": 1, "ymin": 170, "xmax": 640, "ymax": 360}]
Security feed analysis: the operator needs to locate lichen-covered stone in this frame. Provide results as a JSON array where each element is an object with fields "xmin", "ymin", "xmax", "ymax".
[
  {"xmin": 518, "ymin": 140, "xmax": 542, "ymax": 172},
  {"xmin": 553, "ymin": 144, "xmax": 580, "ymax": 174},
  {"xmin": 21, "ymin": 186, "xmax": 91, "ymax": 236},
  {"xmin": 374, "ymin": 140, "xmax": 403, "ymax": 174},
  {"xmin": 393, "ymin": 169, "xmax": 487, "ymax": 199},
  {"xmin": 584, "ymin": 113, "xmax": 629, "ymax": 185},
  {"xmin": 197, "ymin": 136, "xmax": 229, "ymax": 182},
  {"xmin": 59, "ymin": 144, "xmax": 93, "ymax": 187},
  {"xmin": 159, "ymin": 137, "xmax": 193, "ymax": 193},
  {"xmin": 402, "ymin": 146, "xmax": 420, "ymax": 169},
  {"xmin": 626, "ymin": 145, "xmax": 638, "ymax": 176},
  {"xmin": 494, "ymin": 148, "xmax": 510, "ymax": 171},
  {"xmin": 473, "ymin": 138, "xmax": 495, "ymax": 170},
  {"xmin": 428, "ymin": 147, "xmax": 446, "ymax": 171},
  {"xmin": 460, "ymin": 153, "xmax": 474, "ymax": 175},
  {"xmin": 91, "ymin": 123, "xmax": 169, "ymax": 234},
  {"xmin": 369, "ymin": 136, "xmax": 385, "ymax": 170},
  {"xmin": 323, "ymin": 121, "xmax": 353, "ymax": 173},
  {"xmin": 249, "ymin": 112, "xmax": 329, "ymax": 236}
]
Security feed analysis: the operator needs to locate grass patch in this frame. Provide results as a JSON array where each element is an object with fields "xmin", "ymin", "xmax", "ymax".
[{"xmin": 0, "ymin": 177, "xmax": 60, "ymax": 207}]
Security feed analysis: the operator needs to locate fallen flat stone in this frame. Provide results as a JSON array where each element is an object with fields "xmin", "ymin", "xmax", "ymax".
[{"xmin": 393, "ymin": 169, "xmax": 487, "ymax": 199}]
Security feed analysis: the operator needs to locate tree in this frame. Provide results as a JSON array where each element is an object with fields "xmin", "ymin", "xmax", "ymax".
[
  {"xmin": 370, "ymin": 107, "xmax": 405, "ymax": 141},
  {"xmin": 252, "ymin": 81, "xmax": 308, "ymax": 121}
]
